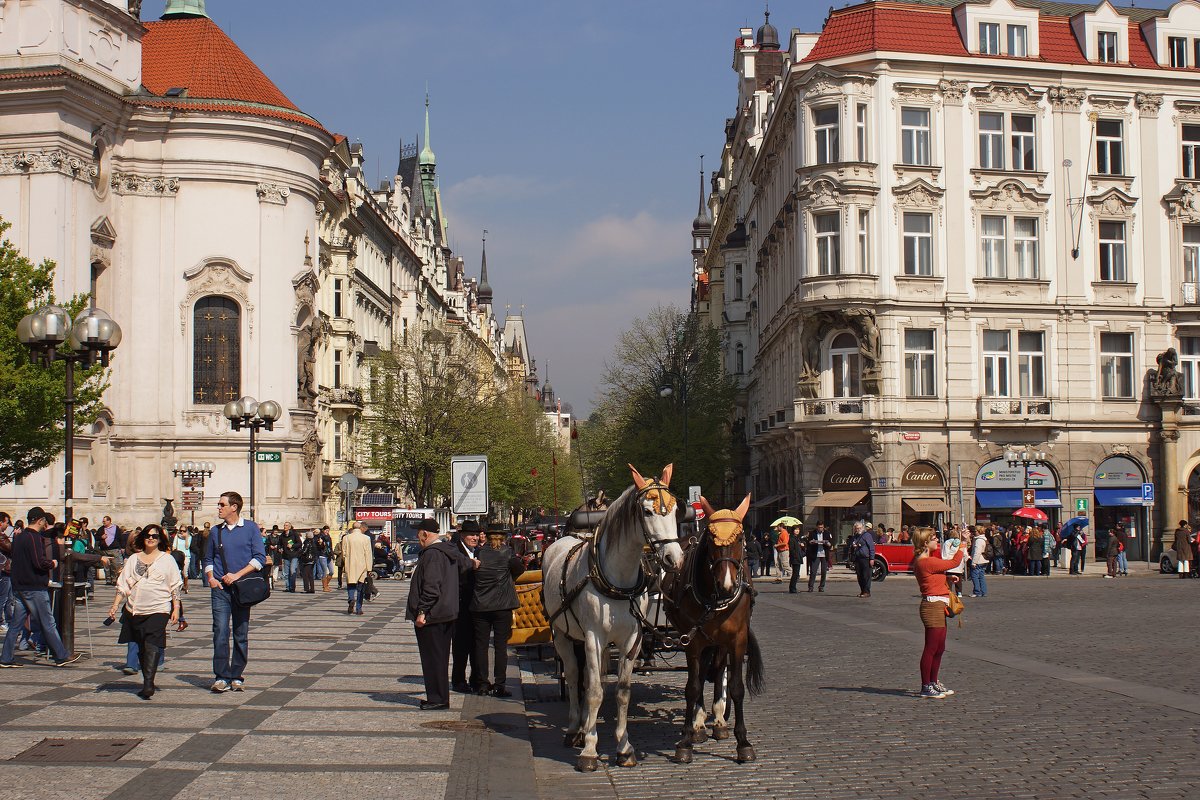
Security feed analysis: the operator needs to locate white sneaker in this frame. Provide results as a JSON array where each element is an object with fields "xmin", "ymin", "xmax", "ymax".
[
  {"xmin": 230, "ymin": 679, "xmax": 245, "ymax": 692},
  {"xmin": 210, "ymin": 679, "xmax": 230, "ymax": 693},
  {"xmin": 933, "ymin": 681, "xmax": 954, "ymax": 696}
]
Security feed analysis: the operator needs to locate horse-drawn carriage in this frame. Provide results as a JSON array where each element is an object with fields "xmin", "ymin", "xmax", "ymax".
[{"xmin": 536, "ymin": 464, "xmax": 764, "ymax": 772}]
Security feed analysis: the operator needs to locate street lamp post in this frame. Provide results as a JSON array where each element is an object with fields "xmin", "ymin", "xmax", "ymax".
[
  {"xmin": 17, "ymin": 303, "xmax": 122, "ymax": 656},
  {"xmin": 222, "ymin": 396, "xmax": 281, "ymax": 521},
  {"xmin": 659, "ymin": 377, "xmax": 689, "ymax": 486},
  {"xmin": 1006, "ymin": 447, "xmax": 1048, "ymax": 558},
  {"xmin": 172, "ymin": 460, "xmax": 215, "ymax": 529}
]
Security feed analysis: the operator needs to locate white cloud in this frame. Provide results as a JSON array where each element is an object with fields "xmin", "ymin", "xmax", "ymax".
[
  {"xmin": 564, "ymin": 211, "xmax": 685, "ymax": 272},
  {"xmin": 445, "ymin": 174, "xmax": 563, "ymax": 203}
]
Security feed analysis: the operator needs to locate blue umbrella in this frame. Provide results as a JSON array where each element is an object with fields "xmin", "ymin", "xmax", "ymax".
[{"xmin": 1057, "ymin": 517, "xmax": 1089, "ymax": 539}]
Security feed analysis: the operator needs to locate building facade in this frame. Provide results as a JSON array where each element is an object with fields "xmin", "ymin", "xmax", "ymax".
[{"xmin": 701, "ymin": 0, "xmax": 1200, "ymax": 560}]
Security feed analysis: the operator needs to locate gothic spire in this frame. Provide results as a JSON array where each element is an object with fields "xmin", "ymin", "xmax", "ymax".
[
  {"xmin": 478, "ymin": 230, "xmax": 493, "ymax": 306},
  {"xmin": 692, "ymin": 155, "xmax": 712, "ymax": 231},
  {"xmin": 419, "ymin": 92, "xmax": 436, "ymax": 167}
]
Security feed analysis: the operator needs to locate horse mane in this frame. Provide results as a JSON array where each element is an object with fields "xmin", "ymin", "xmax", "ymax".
[{"xmin": 595, "ymin": 484, "xmax": 641, "ymax": 544}]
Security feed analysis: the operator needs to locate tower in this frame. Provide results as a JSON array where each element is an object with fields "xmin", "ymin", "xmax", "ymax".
[{"xmin": 478, "ymin": 231, "xmax": 494, "ymax": 307}]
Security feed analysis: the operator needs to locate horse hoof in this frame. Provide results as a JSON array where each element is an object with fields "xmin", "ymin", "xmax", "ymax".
[
  {"xmin": 614, "ymin": 750, "xmax": 638, "ymax": 768},
  {"xmin": 712, "ymin": 726, "xmax": 730, "ymax": 741},
  {"xmin": 692, "ymin": 727, "xmax": 708, "ymax": 744},
  {"xmin": 672, "ymin": 748, "xmax": 693, "ymax": 764},
  {"xmin": 736, "ymin": 746, "xmax": 757, "ymax": 763},
  {"xmin": 576, "ymin": 755, "xmax": 600, "ymax": 772}
]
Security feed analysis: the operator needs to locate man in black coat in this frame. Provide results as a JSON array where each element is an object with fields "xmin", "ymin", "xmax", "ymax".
[
  {"xmin": 450, "ymin": 521, "xmax": 483, "ymax": 693},
  {"xmin": 406, "ymin": 519, "xmax": 475, "ymax": 710},
  {"xmin": 806, "ymin": 522, "xmax": 833, "ymax": 592},
  {"xmin": 787, "ymin": 527, "xmax": 805, "ymax": 593},
  {"xmin": 472, "ymin": 531, "xmax": 525, "ymax": 696}
]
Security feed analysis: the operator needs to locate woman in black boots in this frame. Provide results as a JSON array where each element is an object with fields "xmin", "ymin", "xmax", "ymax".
[{"xmin": 107, "ymin": 524, "xmax": 182, "ymax": 700}]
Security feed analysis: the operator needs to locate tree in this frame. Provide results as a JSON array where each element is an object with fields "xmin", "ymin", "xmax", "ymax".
[
  {"xmin": 0, "ymin": 218, "xmax": 106, "ymax": 486},
  {"xmin": 585, "ymin": 305, "xmax": 736, "ymax": 502}
]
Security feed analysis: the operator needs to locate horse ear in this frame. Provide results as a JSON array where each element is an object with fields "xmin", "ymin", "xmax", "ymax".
[
  {"xmin": 734, "ymin": 493, "xmax": 752, "ymax": 521},
  {"xmin": 699, "ymin": 495, "xmax": 716, "ymax": 517},
  {"xmin": 659, "ymin": 463, "xmax": 674, "ymax": 485},
  {"xmin": 628, "ymin": 464, "xmax": 647, "ymax": 490}
]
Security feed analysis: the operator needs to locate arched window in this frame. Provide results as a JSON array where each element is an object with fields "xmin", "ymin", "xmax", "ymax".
[
  {"xmin": 829, "ymin": 332, "xmax": 861, "ymax": 398},
  {"xmin": 193, "ymin": 296, "xmax": 241, "ymax": 405},
  {"xmin": 735, "ymin": 343, "xmax": 745, "ymax": 375}
]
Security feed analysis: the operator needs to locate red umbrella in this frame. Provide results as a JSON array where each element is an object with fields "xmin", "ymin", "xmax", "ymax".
[{"xmin": 1012, "ymin": 507, "xmax": 1048, "ymax": 522}]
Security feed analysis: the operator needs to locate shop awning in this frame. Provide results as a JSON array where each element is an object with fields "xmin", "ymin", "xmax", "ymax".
[
  {"xmin": 811, "ymin": 490, "xmax": 868, "ymax": 508},
  {"xmin": 1095, "ymin": 489, "xmax": 1144, "ymax": 507},
  {"xmin": 975, "ymin": 489, "xmax": 1062, "ymax": 509},
  {"xmin": 750, "ymin": 494, "xmax": 784, "ymax": 509},
  {"xmin": 903, "ymin": 498, "xmax": 952, "ymax": 513}
]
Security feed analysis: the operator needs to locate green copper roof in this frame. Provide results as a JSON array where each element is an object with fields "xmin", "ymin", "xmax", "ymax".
[
  {"xmin": 162, "ymin": 0, "xmax": 209, "ymax": 19},
  {"xmin": 419, "ymin": 93, "xmax": 436, "ymax": 167}
]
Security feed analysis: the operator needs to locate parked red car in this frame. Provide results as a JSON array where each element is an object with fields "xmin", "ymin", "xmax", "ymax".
[{"xmin": 838, "ymin": 541, "xmax": 916, "ymax": 581}]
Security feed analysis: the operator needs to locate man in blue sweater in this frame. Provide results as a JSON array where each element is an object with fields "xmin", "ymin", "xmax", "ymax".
[{"xmin": 204, "ymin": 491, "xmax": 265, "ymax": 693}]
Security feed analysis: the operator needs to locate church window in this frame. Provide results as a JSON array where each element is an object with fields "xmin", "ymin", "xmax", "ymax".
[{"xmin": 193, "ymin": 296, "xmax": 241, "ymax": 405}]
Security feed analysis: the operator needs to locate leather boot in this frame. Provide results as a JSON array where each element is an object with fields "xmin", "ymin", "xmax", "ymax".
[
  {"xmin": 322, "ymin": 575, "xmax": 332, "ymax": 592},
  {"xmin": 138, "ymin": 644, "xmax": 160, "ymax": 700}
]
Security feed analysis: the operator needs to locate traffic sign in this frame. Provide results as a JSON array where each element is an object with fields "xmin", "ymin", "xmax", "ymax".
[
  {"xmin": 181, "ymin": 475, "xmax": 205, "ymax": 488},
  {"xmin": 688, "ymin": 485, "xmax": 701, "ymax": 504},
  {"xmin": 1022, "ymin": 489, "xmax": 1036, "ymax": 508},
  {"xmin": 1075, "ymin": 498, "xmax": 1088, "ymax": 513},
  {"xmin": 692, "ymin": 500, "xmax": 705, "ymax": 521},
  {"xmin": 1142, "ymin": 482, "xmax": 1155, "ymax": 506},
  {"xmin": 451, "ymin": 455, "xmax": 489, "ymax": 515},
  {"xmin": 255, "ymin": 451, "xmax": 281, "ymax": 463},
  {"xmin": 181, "ymin": 490, "xmax": 203, "ymax": 501}
]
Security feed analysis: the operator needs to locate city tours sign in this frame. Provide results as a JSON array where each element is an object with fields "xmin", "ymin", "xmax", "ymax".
[{"xmin": 822, "ymin": 458, "xmax": 870, "ymax": 492}]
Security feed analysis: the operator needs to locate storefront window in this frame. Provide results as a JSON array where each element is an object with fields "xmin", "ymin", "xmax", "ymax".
[{"xmin": 1093, "ymin": 455, "xmax": 1147, "ymax": 561}]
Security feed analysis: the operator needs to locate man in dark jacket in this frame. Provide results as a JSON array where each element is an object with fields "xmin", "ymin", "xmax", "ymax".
[
  {"xmin": 472, "ymin": 531, "xmax": 525, "ymax": 696},
  {"xmin": 280, "ymin": 523, "xmax": 301, "ymax": 592},
  {"xmin": 806, "ymin": 523, "xmax": 833, "ymax": 592},
  {"xmin": 406, "ymin": 519, "xmax": 474, "ymax": 710},
  {"xmin": 1, "ymin": 507, "xmax": 81, "ymax": 667},
  {"xmin": 451, "ymin": 521, "xmax": 482, "ymax": 693},
  {"xmin": 787, "ymin": 527, "xmax": 805, "ymax": 593}
]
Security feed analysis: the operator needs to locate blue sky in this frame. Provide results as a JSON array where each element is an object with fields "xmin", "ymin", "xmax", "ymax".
[{"xmin": 142, "ymin": 0, "xmax": 1175, "ymax": 413}]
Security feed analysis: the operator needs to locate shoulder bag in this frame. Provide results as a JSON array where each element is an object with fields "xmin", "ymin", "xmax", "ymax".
[{"xmin": 217, "ymin": 524, "xmax": 271, "ymax": 608}]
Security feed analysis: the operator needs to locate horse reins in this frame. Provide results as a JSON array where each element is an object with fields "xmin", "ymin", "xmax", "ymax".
[{"xmin": 676, "ymin": 521, "xmax": 751, "ymax": 647}]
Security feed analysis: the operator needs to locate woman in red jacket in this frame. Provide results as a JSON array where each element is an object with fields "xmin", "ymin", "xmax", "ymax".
[{"xmin": 912, "ymin": 527, "xmax": 967, "ymax": 699}]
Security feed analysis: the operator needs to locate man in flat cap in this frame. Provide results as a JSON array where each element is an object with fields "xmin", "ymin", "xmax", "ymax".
[
  {"xmin": 450, "ymin": 520, "xmax": 483, "ymax": 693},
  {"xmin": 405, "ymin": 518, "xmax": 475, "ymax": 709}
]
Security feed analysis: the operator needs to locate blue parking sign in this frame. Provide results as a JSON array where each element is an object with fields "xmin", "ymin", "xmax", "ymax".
[{"xmin": 1142, "ymin": 483, "xmax": 1155, "ymax": 504}]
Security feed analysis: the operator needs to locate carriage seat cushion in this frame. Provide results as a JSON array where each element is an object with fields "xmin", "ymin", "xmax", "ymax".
[{"xmin": 509, "ymin": 570, "xmax": 552, "ymax": 646}]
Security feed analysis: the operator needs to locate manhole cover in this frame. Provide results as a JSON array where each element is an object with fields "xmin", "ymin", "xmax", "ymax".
[
  {"xmin": 421, "ymin": 720, "xmax": 513, "ymax": 733},
  {"xmin": 292, "ymin": 634, "xmax": 340, "ymax": 642},
  {"xmin": 12, "ymin": 738, "xmax": 142, "ymax": 763}
]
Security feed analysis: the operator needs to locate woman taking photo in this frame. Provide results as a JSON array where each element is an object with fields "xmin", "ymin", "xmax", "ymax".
[
  {"xmin": 107, "ymin": 524, "xmax": 182, "ymax": 700},
  {"xmin": 912, "ymin": 527, "xmax": 967, "ymax": 699}
]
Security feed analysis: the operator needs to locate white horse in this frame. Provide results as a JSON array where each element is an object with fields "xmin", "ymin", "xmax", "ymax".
[{"xmin": 542, "ymin": 464, "xmax": 686, "ymax": 772}]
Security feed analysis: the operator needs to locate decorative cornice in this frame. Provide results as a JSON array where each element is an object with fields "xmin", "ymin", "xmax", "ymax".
[
  {"xmin": 1135, "ymin": 92, "xmax": 1163, "ymax": 119},
  {"xmin": 968, "ymin": 178, "xmax": 1051, "ymax": 212},
  {"xmin": 1047, "ymin": 86, "xmax": 1085, "ymax": 112},
  {"xmin": 0, "ymin": 149, "xmax": 98, "ymax": 182},
  {"xmin": 1163, "ymin": 181, "xmax": 1200, "ymax": 221},
  {"xmin": 892, "ymin": 178, "xmax": 944, "ymax": 208},
  {"xmin": 1086, "ymin": 187, "xmax": 1138, "ymax": 218},
  {"xmin": 938, "ymin": 79, "xmax": 967, "ymax": 106},
  {"xmin": 1088, "ymin": 94, "xmax": 1132, "ymax": 119},
  {"xmin": 111, "ymin": 172, "xmax": 179, "ymax": 196},
  {"xmin": 256, "ymin": 183, "xmax": 290, "ymax": 205},
  {"xmin": 970, "ymin": 82, "xmax": 1044, "ymax": 110}
]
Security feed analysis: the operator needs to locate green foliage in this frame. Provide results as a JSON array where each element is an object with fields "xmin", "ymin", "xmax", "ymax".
[
  {"xmin": 0, "ymin": 218, "xmax": 107, "ymax": 486},
  {"xmin": 362, "ymin": 320, "xmax": 580, "ymax": 519},
  {"xmin": 584, "ymin": 305, "xmax": 736, "ymax": 501}
]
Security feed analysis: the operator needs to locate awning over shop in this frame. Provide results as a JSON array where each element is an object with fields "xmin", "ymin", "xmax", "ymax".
[
  {"xmin": 811, "ymin": 490, "xmax": 868, "ymax": 508},
  {"xmin": 1095, "ymin": 489, "xmax": 1144, "ymax": 507},
  {"xmin": 903, "ymin": 498, "xmax": 952, "ymax": 513},
  {"xmin": 975, "ymin": 489, "xmax": 1062, "ymax": 509},
  {"xmin": 750, "ymin": 494, "xmax": 785, "ymax": 509}
]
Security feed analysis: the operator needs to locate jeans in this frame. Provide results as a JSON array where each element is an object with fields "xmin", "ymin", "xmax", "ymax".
[
  {"xmin": 126, "ymin": 640, "xmax": 166, "ymax": 670},
  {"xmin": 211, "ymin": 587, "xmax": 251, "ymax": 682},
  {"xmin": 991, "ymin": 555, "xmax": 1005, "ymax": 574},
  {"xmin": 346, "ymin": 583, "xmax": 364, "ymax": 612},
  {"xmin": 283, "ymin": 557, "xmax": 299, "ymax": 591},
  {"xmin": 2, "ymin": 589, "xmax": 68, "ymax": 663},
  {"xmin": 1028, "ymin": 558, "xmax": 1042, "ymax": 576},
  {"xmin": 808, "ymin": 557, "xmax": 828, "ymax": 590},
  {"xmin": 315, "ymin": 556, "xmax": 331, "ymax": 580},
  {"xmin": 969, "ymin": 564, "xmax": 988, "ymax": 596},
  {"xmin": 747, "ymin": 558, "xmax": 759, "ymax": 577},
  {"xmin": 854, "ymin": 557, "xmax": 872, "ymax": 595},
  {"xmin": 1117, "ymin": 552, "xmax": 1128, "ymax": 574},
  {"xmin": 0, "ymin": 575, "xmax": 12, "ymax": 625},
  {"xmin": 1070, "ymin": 549, "xmax": 1085, "ymax": 573}
]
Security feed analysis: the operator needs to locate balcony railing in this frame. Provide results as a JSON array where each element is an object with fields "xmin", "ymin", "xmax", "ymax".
[
  {"xmin": 978, "ymin": 397, "xmax": 1054, "ymax": 419},
  {"xmin": 323, "ymin": 386, "xmax": 364, "ymax": 408},
  {"xmin": 794, "ymin": 396, "xmax": 875, "ymax": 423},
  {"xmin": 1183, "ymin": 282, "xmax": 1199, "ymax": 305}
]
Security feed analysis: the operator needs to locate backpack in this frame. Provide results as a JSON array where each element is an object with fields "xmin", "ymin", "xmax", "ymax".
[{"xmin": 983, "ymin": 537, "xmax": 994, "ymax": 561}]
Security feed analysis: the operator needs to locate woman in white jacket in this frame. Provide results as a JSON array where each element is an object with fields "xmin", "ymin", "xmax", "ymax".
[{"xmin": 107, "ymin": 524, "xmax": 182, "ymax": 700}]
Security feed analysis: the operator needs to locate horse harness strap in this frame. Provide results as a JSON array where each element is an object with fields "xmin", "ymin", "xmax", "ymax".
[{"xmin": 546, "ymin": 535, "xmax": 651, "ymax": 652}]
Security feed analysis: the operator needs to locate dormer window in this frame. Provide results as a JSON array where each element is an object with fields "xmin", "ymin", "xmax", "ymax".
[
  {"xmin": 1008, "ymin": 25, "xmax": 1028, "ymax": 57},
  {"xmin": 1098, "ymin": 30, "xmax": 1119, "ymax": 63},
  {"xmin": 980, "ymin": 22, "xmax": 1001, "ymax": 55},
  {"xmin": 1170, "ymin": 36, "xmax": 1188, "ymax": 68}
]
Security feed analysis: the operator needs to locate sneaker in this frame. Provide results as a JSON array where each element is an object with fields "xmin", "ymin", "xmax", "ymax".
[
  {"xmin": 933, "ymin": 681, "xmax": 954, "ymax": 696},
  {"xmin": 210, "ymin": 679, "xmax": 230, "ymax": 693},
  {"xmin": 0, "ymin": 624, "xmax": 7, "ymax": 633},
  {"xmin": 16, "ymin": 640, "xmax": 30, "ymax": 652},
  {"xmin": 968, "ymin": 594, "xmax": 979, "ymax": 597},
  {"xmin": 121, "ymin": 667, "xmax": 137, "ymax": 675},
  {"xmin": 54, "ymin": 653, "xmax": 83, "ymax": 668},
  {"xmin": 1103, "ymin": 575, "xmax": 1113, "ymax": 579},
  {"xmin": 919, "ymin": 684, "xmax": 945, "ymax": 698},
  {"xmin": 0, "ymin": 661, "xmax": 24, "ymax": 668},
  {"xmin": 231, "ymin": 679, "xmax": 245, "ymax": 692}
]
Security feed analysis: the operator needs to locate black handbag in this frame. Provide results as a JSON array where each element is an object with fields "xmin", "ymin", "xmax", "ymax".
[{"xmin": 216, "ymin": 525, "xmax": 271, "ymax": 608}]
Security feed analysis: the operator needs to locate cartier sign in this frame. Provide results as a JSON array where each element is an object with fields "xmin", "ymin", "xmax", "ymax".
[
  {"xmin": 822, "ymin": 457, "xmax": 870, "ymax": 491},
  {"xmin": 902, "ymin": 461, "xmax": 944, "ymax": 488}
]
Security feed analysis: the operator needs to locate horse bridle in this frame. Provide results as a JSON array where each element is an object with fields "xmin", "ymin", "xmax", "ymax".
[
  {"xmin": 678, "ymin": 519, "xmax": 749, "ymax": 647},
  {"xmin": 634, "ymin": 481, "xmax": 686, "ymax": 575}
]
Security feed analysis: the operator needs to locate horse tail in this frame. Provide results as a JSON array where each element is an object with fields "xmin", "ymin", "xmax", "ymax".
[{"xmin": 744, "ymin": 629, "xmax": 765, "ymax": 697}]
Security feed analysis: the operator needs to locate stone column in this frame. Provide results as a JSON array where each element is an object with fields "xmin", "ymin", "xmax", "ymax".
[{"xmin": 1159, "ymin": 400, "xmax": 1184, "ymax": 559}]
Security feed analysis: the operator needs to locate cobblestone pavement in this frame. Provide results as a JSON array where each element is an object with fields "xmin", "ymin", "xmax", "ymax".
[
  {"xmin": 521, "ymin": 564, "xmax": 1200, "ymax": 800},
  {"xmin": 0, "ymin": 580, "xmax": 532, "ymax": 800}
]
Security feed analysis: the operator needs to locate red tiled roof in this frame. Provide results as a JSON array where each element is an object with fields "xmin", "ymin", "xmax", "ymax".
[
  {"xmin": 801, "ymin": 2, "xmax": 1167, "ymax": 70},
  {"xmin": 140, "ymin": 17, "xmax": 324, "ymax": 129}
]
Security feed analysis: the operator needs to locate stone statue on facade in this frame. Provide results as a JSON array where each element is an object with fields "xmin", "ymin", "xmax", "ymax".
[
  {"xmin": 161, "ymin": 498, "xmax": 177, "ymax": 534},
  {"xmin": 296, "ymin": 323, "xmax": 320, "ymax": 408},
  {"xmin": 1151, "ymin": 347, "xmax": 1185, "ymax": 400},
  {"xmin": 128, "ymin": 1, "xmax": 143, "ymax": 19}
]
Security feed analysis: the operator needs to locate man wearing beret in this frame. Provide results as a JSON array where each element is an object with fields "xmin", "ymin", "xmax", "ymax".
[{"xmin": 405, "ymin": 518, "xmax": 475, "ymax": 710}]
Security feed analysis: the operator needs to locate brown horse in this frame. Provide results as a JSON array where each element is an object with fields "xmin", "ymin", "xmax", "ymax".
[{"xmin": 663, "ymin": 494, "xmax": 764, "ymax": 764}]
